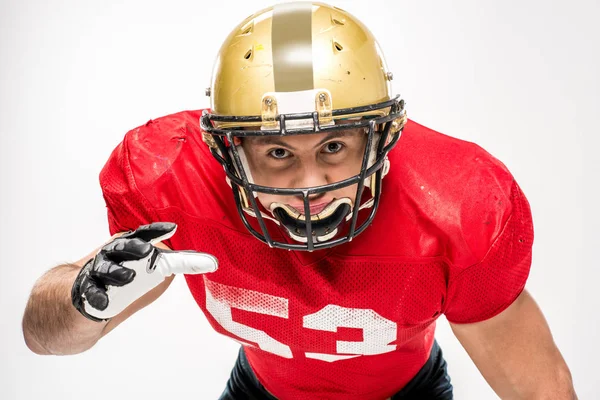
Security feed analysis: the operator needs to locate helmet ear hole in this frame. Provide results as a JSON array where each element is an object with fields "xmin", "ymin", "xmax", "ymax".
[
  {"xmin": 244, "ymin": 49, "xmax": 253, "ymax": 60},
  {"xmin": 333, "ymin": 41, "xmax": 344, "ymax": 52},
  {"xmin": 331, "ymin": 17, "xmax": 345, "ymax": 26}
]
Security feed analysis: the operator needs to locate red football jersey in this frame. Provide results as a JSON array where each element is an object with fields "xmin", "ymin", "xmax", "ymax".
[{"xmin": 100, "ymin": 110, "xmax": 534, "ymax": 399}]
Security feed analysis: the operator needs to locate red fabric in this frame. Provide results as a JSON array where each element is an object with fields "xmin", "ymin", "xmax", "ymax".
[{"xmin": 99, "ymin": 111, "xmax": 533, "ymax": 400}]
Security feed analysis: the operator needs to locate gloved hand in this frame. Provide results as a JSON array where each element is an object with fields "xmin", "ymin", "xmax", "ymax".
[{"xmin": 71, "ymin": 222, "xmax": 218, "ymax": 322}]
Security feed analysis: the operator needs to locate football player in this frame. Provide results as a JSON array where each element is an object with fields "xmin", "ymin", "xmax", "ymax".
[{"xmin": 22, "ymin": 2, "xmax": 576, "ymax": 399}]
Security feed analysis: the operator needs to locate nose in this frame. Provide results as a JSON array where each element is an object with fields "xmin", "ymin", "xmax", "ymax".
[
  {"xmin": 291, "ymin": 190, "xmax": 326, "ymax": 209},
  {"xmin": 292, "ymin": 161, "xmax": 329, "ymax": 190}
]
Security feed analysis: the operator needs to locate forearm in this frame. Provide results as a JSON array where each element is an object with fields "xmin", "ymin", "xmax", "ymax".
[
  {"xmin": 480, "ymin": 339, "xmax": 576, "ymax": 399},
  {"xmin": 528, "ymin": 367, "xmax": 577, "ymax": 400},
  {"xmin": 22, "ymin": 264, "xmax": 107, "ymax": 355},
  {"xmin": 452, "ymin": 291, "xmax": 577, "ymax": 400}
]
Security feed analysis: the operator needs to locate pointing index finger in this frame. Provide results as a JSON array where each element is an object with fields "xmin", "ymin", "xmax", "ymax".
[{"xmin": 153, "ymin": 249, "xmax": 219, "ymax": 277}]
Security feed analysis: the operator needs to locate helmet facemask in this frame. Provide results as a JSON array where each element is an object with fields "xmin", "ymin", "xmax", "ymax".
[{"xmin": 201, "ymin": 97, "xmax": 406, "ymax": 251}]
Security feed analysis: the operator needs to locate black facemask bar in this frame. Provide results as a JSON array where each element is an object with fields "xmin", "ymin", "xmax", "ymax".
[{"xmin": 200, "ymin": 96, "xmax": 406, "ymax": 251}]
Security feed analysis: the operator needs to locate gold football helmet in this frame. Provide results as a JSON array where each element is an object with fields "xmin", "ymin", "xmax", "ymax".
[{"xmin": 201, "ymin": 1, "xmax": 406, "ymax": 251}]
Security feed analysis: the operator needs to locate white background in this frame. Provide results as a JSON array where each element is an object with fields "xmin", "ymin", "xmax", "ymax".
[{"xmin": 1, "ymin": 0, "xmax": 598, "ymax": 398}]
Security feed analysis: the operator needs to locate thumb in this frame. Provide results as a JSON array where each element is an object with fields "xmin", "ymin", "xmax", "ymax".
[{"xmin": 152, "ymin": 249, "xmax": 218, "ymax": 276}]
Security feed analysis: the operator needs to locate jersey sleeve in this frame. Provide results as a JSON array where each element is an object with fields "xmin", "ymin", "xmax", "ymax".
[
  {"xmin": 443, "ymin": 179, "xmax": 534, "ymax": 324},
  {"xmin": 99, "ymin": 134, "xmax": 159, "ymax": 236}
]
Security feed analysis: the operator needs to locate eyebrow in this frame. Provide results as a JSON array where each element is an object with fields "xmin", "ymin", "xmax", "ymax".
[
  {"xmin": 250, "ymin": 136, "xmax": 298, "ymax": 151},
  {"xmin": 314, "ymin": 130, "xmax": 355, "ymax": 148},
  {"xmin": 249, "ymin": 130, "xmax": 357, "ymax": 150}
]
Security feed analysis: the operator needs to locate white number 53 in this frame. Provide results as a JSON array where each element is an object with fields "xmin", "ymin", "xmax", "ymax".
[{"xmin": 205, "ymin": 279, "xmax": 397, "ymax": 362}]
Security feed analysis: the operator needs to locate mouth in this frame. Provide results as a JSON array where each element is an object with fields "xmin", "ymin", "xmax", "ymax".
[{"xmin": 286, "ymin": 202, "xmax": 332, "ymax": 215}]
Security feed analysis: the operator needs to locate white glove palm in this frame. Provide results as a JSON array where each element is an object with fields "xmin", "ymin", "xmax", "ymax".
[{"xmin": 71, "ymin": 222, "xmax": 217, "ymax": 322}]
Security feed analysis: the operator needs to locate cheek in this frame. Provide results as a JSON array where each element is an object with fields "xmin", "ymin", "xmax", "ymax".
[
  {"xmin": 336, "ymin": 183, "xmax": 360, "ymax": 201},
  {"xmin": 243, "ymin": 151, "xmax": 270, "ymax": 185},
  {"xmin": 256, "ymin": 192, "xmax": 283, "ymax": 211},
  {"xmin": 243, "ymin": 149, "xmax": 291, "ymax": 186},
  {"xmin": 322, "ymin": 153, "xmax": 363, "ymax": 183},
  {"xmin": 252, "ymin": 167, "xmax": 294, "ymax": 188}
]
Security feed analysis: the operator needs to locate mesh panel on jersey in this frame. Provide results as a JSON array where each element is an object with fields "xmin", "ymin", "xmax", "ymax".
[
  {"xmin": 444, "ymin": 180, "xmax": 534, "ymax": 323},
  {"xmin": 159, "ymin": 210, "xmax": 447, "ymax": 399}
]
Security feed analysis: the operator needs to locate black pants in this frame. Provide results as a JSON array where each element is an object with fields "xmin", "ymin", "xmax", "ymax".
[{"xmin": 219, "ymin": 340, "xmax": 453, "ymax": 399}]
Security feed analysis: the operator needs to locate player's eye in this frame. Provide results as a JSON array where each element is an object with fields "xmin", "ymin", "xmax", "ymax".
[
  {"xmin": 322, "ymin": 141, "xmax": 344, "ymax": 154},
  {"xmin": 269, "ymin": 148, "xmax": 291, "ymax": 159}
]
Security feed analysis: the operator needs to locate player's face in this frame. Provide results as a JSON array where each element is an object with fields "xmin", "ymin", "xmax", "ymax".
[{"xmin": 242, "ymin": 125, "xmax": 368, "ymax": 214}]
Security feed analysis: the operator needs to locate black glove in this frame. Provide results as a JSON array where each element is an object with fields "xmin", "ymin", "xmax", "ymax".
[{"xmin": 71, "ymin": 222, "xmax": 218, "ymax": 322}]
